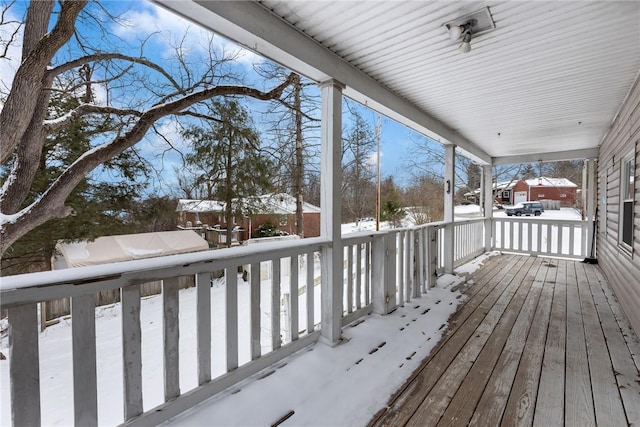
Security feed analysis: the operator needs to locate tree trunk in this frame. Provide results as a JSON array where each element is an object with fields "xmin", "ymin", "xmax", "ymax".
[{"xmin": 293, "ymin": 75, "xmax": 304, "ymax": 237}]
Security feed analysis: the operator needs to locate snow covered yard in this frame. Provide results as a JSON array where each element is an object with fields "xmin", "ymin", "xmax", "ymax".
[{"xmin": 0, "ymin": 251, "xmax": 497, "ymax": 426}]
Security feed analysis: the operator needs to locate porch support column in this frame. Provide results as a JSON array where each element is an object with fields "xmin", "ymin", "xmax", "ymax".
[
  {"xmin": 584, "ymin": 158, "xmax": 597, "ymax": 260},
  {"xmin": 319, "ymin": 79, "xmax": 345, "ymax": 345},
  {"xmin": 482, "ymin": 165, "xmax": 494, "ymax": 252},
  {"xmin": 443, "ymin": 145, "xmax": 455, "ymax": 273}
]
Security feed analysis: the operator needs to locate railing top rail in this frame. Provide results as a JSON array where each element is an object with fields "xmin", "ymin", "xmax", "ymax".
[
  {"xmin": 341, "ymin": 230, "xmax": 379, "ymax": 243},
  {"xmin": 493, "ymin": 217, "xmax": 587, "ymax": 226},
  {"xmin": 0, "ymin": 237, "xmax": 330, "ymax": 307},
  {"xmin": 453, "ymin": 217, "xmax": 487, "ymax": 225}
]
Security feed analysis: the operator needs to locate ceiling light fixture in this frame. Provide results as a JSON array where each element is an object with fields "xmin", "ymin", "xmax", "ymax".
[
  {"xmin": 447, "ymin": 19, "xmax": 476, "ymax": 53},
  {"xmin": 444, "ymin": 7, "xmax": 496, "ymax": 54}
]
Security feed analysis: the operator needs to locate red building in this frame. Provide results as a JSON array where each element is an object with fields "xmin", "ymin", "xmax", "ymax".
[
  {"xmin": 176, "ymin": 194, "xmax": 321, "ymax": 243},
  {"xmin": 511, "ymin": 177, "xmax": 578, "ymax": 207}
]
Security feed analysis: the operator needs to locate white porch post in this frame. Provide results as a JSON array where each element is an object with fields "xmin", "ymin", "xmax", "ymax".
[
  {"xmin": 482, "ymin": 165, "xmax": 494, "ymax": 252},
  {"xmin": 319, "ymin": 79, "xmax": 344, "ymax": 345},
  {"xmin": 584, "ymin": 158, "xmax": 597, "ymax": 259},
  {"xmin": 443, "ymin": 145, "xmax": 455, "ymax": 273}
]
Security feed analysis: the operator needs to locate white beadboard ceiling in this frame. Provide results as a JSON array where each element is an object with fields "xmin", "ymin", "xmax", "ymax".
[{"xmin": 158, "ymin": 1, "xmax": 640, "ymax": 165}]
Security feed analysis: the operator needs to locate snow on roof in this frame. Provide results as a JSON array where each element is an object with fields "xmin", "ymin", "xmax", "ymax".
[
  {"xmin": 177, "ymin": 194, "xmax": 321, "ymax": 215},
  {"xmin": 494, "ymin": 180, "xmax": 518, "ymax": 190},
  {"xmin": 524, "ymin": 177, "xmax": 577, "ymax": 187},
  {"xmin": 253, "ymin": 193, "xmax": 321, "ymax": 215},
  {"xmin": 53, "ymin": 230, "xmax": 209, "ymax": 268},
  {"xmin": 176, "ymin": 199, "xmax": 225, "ymax": 213}
]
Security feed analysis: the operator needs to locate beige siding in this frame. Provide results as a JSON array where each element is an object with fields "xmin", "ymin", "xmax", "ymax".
[{"xmin": 597, "ymin": 74, "xmax": 640, "ymax": 337}]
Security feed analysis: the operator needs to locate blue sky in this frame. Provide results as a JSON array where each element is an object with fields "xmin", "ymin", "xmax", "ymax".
[{"xmin": 2, "ymin": 0, "xmax": 436, "ymax": 194}]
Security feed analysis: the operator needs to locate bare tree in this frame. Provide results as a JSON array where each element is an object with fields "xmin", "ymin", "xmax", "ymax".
[
  {"xmin": 0, "ymin": 1, "xmax": 294, "ymax": 255},
  {"xmin": 342, "ymin": 102, "xmax": 376, "ymax": 222},
  {"xmin": 257, "ymin": 63, "xmax": 320, "ymax": 237}
]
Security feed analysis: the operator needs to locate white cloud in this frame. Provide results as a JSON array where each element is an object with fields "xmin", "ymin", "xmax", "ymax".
[{"xmin": 114, "ymin": 2, "xmax": 262, "ymax": 67}]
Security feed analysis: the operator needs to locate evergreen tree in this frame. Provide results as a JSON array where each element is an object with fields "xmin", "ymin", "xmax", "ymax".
[
  {"xmin": 380, "ymin": 176, "xmax": 404, "ymax": 227},
  {"xmin": 1, "ymin": 90, "xmax": 148, "ymax": 274},
  {"xmin": 181, "ymin": 99, "xmax": 274, "ymax": 246}
]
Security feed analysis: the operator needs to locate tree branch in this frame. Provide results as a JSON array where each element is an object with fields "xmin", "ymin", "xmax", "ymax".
[
  {"xmin": 1, "ymin": 73, "xmax": 295, "ymax": 255},
  {"xmin": 0, "ymin": 0, "xmax": 87, "ymax": 163}
]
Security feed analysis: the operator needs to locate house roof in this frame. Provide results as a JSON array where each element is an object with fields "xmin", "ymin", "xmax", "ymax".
[
  {"xmin": 251, "ymin": 193, "xmax": 321, "ymax": 215},
  {"xmin": 523, "ymin": 177, "xmax": 578, "ymax": 188},
  {"xmin": 176, "ymin": 199, "xmax": 225, "ymax": 213},
  {"xmin": 176, "ymin": 194, "xmax": 321, "ymax": 215}
]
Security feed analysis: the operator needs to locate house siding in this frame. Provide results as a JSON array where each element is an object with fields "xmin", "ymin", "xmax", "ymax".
[
  {"xmin": 597, "ymin": 74, "xmax": 640, "ymax": 337},
  {"xmin": 512, "ymin": 180, "xmax": 577, "ymax": 207}
]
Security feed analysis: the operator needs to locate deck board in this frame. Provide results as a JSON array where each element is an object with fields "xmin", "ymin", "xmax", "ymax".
[
  {"xmin": 532, "ymin": 258, "xmax": 566, "ymax": 427},
  {"xmin": 370, "ymin": 254, "xmax": 640, "ymax": 427},
  {"xmin": 407, "ymin": 257, "xmax": 537, "ymax": 426}
]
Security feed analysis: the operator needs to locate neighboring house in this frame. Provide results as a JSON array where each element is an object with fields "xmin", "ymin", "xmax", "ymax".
[
  {"xmin": 175, "ymin": 193, "xmax": 321, "ymax": 241},
  {"xmin": 244, "ymin": 193, "xmax": 321, "ymax": 238},
  {"xmin": 492, "ymin": 180, "xmax": 518, "ymax": 206},
  {"xmin": 468, "ymin": 177, "xmax": 578, "ymax": 207},
  {"xmin": 511, "ymin": 177, "xmax": 578, "ymax": 207},
  {"xmin": 175, "ymin": 199, "xmax": 226, "ymax": 227}
]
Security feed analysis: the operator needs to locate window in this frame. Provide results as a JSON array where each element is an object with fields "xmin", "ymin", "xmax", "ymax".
[
  {"xmin": 619, "ymin": 153, "xmax": 635, "ymax": 251},
  {"xmin": 538, "ymin": 193, "xmax": 545, "ymax": 198},
  {"xmin": 502, "ymin": 189, "xmax": 511, "ymax": 199},
  {"xmin": 279, "ymin": 215, "xmax": 288, "ymax": 226}
]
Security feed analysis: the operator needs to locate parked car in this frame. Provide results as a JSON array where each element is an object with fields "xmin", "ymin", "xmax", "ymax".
[{"xmin": 506, "ymin": 201, "xmax": 544, "ymax": 216}]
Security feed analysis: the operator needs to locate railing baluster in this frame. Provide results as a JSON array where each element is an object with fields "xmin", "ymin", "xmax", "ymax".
[
  {"xmin": 72, "ymin": 294, "xmax": 97, "ymax": 426},
  {"xmin": 365, "ymin": 242, "xmax": 371, "ymax": 305},
  {"xmin": 122, "ymin": 284, "xmax": 143, "ymax": 420},
  {"xmin": 8, "ymin": 303, "xmax": 41, "ymax": 426},
  {"xmin": 397, "ymin": 232, "xmax": 404, "ymax": 305},
  {"xmin": 272, "ymin": 258, "xmax": 281, "ymax": 350},
  {"xmin": 163, "ymin": 277, "xmax": 180, "ymax": 401},
  {"xmin": 405, "ymin": 231, "xmax": 412, "ymax": 301},
  {"xmin": 196, "ymin": 272, "xmax": 211, "ymax": 385},
  {"xmin": 306, "ymin": 251, "xmax": 315, "ymax": 333},
  {"xmin": 538, "ymin": 222, "xmax": 544, "ymax": 253},
  {"xmin": 290, "ymin": 255, "xmax": 299, "ymax": 341},
  {"xmin": 250, "ymin": 263, "xmax": 261, "ymax": 360},
  {"xmin": 346, "ymin": 245, "xmax": 353, "ymax": 314},
  {"xmin": 547, "ymin": 223, "xmax": 553, "ymax": 254},
  {"xmin": 356, "ymin": 243, "xmax": 363, "ymax": 309},
  {"xmin": 409, "ymin": 230, "xmax": 417, "ymax": 298},
  {"xmin": 226, "ymin": 267, "xmax": 238, "ymax": 371},
  {"xmin": 417, "ymin": 229, "xmax": 425, "ymax": 293},
  {"xmin": 427, "ymin": 226, "xmax": 437, "ymax": 289}
]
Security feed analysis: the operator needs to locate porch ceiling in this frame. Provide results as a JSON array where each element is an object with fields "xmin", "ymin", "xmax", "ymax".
[{"xmin": 156, "ymin": 1, "xmax": 640, "ymax": 165}]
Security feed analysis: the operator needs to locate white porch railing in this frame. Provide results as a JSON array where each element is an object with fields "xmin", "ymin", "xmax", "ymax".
[
  {"xmin": 492, "ymin": 217, "xmax": 587, "ymax": 259},
  {"xmin": 1, "ymin": 216, "xmax": 590, "ymax": 426},
  {"xmin": 1, "ymin": 238, "xmax": 329, "ymax": 427},
  {"xmin": 1, "ymin": 223, "xmax": 447, "ymax": 426},
  {"xmin": 453, "ymin": 218, "xmax": 486, "ymax": 268}
]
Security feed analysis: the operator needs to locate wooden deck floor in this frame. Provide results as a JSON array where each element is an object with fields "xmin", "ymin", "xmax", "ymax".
[{"xmin": 371, "ymin": 254, "xmax": 640, "ymax": 427}]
